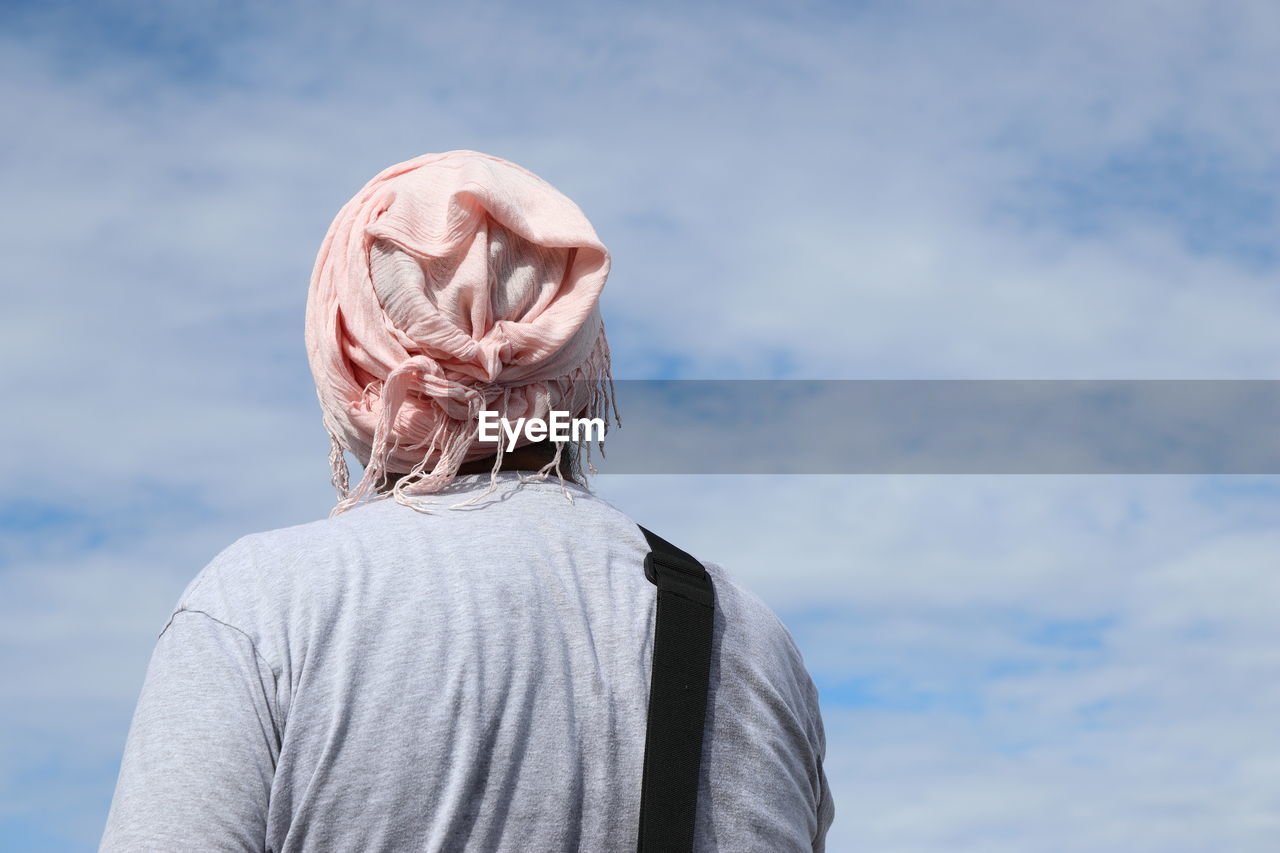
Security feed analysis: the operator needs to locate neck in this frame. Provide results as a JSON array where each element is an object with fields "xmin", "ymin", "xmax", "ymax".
[{"xmin": 376, "ymin": 442, "xmax": 575, "ymax": 494}]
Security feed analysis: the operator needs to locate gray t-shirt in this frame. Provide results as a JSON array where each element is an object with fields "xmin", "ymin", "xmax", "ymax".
[{"xmin": 100, "ymin": 472, "xmax": 834, "ymax": 851}]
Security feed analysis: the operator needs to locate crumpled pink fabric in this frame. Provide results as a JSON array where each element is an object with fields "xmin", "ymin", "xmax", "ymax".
[{"xmin": 305, "ymin": 150, "xmax": 619, "ymax": 516}]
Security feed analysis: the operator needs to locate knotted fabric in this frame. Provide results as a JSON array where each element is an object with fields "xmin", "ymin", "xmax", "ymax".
[{"xmin": 305, "ymin": 150, "xmax": 619, "ymax": 516}]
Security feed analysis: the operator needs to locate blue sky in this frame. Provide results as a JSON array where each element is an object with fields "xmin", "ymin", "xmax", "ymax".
[{"xmin": 1, "ymin": 1, "xmax": 1279, "ymax": 849}]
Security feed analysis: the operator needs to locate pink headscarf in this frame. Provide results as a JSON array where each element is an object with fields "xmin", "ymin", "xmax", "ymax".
[{"xmin": 305, "ymin": 150, "xmax": 619, "ymax": 516}]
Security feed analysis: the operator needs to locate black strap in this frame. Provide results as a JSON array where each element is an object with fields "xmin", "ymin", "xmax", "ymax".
[{"xmin": 635, "ymin": 524, "xmax": 716, "ymax": 853}]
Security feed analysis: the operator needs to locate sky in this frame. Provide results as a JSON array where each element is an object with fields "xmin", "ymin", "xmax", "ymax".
[{"xmin": 1, "ymin": 0, "xmax": 1279, "ymax": 849}]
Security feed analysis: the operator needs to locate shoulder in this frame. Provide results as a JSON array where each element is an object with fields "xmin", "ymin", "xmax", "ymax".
[
  {"xmin": 703, "ymin": 561, "xmax": 807, "ymax": 665},
  {"xmin": 700, "ymin": 559, "xmax": 822, "ymax": 713},
  {"xmin": 161, "ymin": 504, "xmax": 389, "ymax": 660},
  {"xmin": 177, "ymin": 499, "xmax": 393, "ymax": 607},
  {"xmin": 172, "ymin": 525, "xmax": 311, "ymax": 619},
  {"xmin": 698, "ymin": 558, "xmax": 829, "ymax": 819}
]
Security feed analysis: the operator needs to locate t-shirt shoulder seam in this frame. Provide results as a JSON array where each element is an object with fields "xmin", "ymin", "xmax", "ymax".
[{"xmin": 161, "ymin": 607, "xmax": 280, "ymax": 681}]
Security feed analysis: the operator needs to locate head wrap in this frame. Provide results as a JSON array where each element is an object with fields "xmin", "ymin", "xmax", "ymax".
[{"xmin": 305, "ymin": 150, "xmax": 620, "ymax": 516}]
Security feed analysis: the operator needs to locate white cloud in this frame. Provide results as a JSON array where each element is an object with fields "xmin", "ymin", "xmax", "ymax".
[{"xmin": 599, "ymin": 475, "xmax": 1280, "ymax": 850}]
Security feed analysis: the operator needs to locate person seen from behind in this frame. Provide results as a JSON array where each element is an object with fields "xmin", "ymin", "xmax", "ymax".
[{"xmin": 100, "ymin": 149, "xmax": 835, "ymax": 852}]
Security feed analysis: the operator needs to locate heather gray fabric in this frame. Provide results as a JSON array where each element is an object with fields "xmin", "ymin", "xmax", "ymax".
[{"xmin": 101, "ymin": 472, "xmax": 834, "ymax": 852}]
